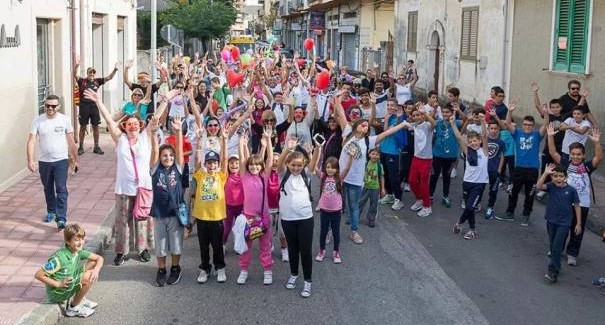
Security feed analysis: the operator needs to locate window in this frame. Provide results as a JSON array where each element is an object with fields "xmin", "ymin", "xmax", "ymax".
[
  {"xmin": 460, "ymin": 7, "xmax": 479, "ymax": 60},
  {"xmin": 552, "ymin": 0, "xmax": 591, "ymax": 73},
  {"xmin": 343, "ymin": 12, "xmax": 357, "ymax": 19},
  {"xmin": 36, "ymin": 19, "xmax": 52, "ymax": 115},
  {"xmin": 407, "ymin": 11, "xmax": 418, "ymax": 52}
]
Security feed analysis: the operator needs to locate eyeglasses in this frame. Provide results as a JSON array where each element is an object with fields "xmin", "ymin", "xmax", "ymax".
[
  {"xmin": 132, "ymin": 93, "xmax": 143, "ymax": 97},
  {"xmin": 121, "ymin": 121, "xmax": 144, "ymax": 128},
  {"xmin": 45, "ymin": 104, "xmax": 59, "ymax": 109},
  {"xmin": 522, "ymin": 123, "xmax": 534, "ymax": 127}
]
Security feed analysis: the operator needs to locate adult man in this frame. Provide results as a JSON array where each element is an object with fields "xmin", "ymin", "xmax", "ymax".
[
  {"xmin": 74, "ymin": 59, "xmax": 119, "ymax": 155},
  {"xmin": 558, "ymin": 80, "xmax": 598, "ymax": 127},
  {"xmin": 27, "ymin": 95, "xmax": 79, "ymax": 229},
  {"xmin": 123, "ymin": 59, "xmax": 165, "ymax": 115}
]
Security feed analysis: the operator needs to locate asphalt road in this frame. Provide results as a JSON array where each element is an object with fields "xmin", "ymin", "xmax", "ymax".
[{"xmin": 64, "ymin": 176, "xmax": 605, "ymax": 325}]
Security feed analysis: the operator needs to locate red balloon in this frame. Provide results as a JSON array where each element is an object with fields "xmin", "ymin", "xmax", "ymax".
[
  {"xmin": 231, "ymin": 46, "xmax": 241, "ymax": 61},
  {"xmin": 316, "ymin": 71, "xmax": 330, "ymax": 90},
  {"xmin": 303, "ymin": 38, "xmax": 315, "ymax": 51},
  {"xmin": 227, "ymin": 69, "xmax": 245, "ymax": 88}
]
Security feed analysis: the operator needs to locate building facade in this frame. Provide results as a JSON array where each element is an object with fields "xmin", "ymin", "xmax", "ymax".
[{"xmin": 0, "ymin": 0, "xmax": 137, "ymax": 191}]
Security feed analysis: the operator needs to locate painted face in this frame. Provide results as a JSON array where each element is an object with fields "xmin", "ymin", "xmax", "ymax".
[
  {"xmin": 369, "ymin": 150, "xmax": 380, "ymax": 162},
  {"xmin": 349, "ymin": 109, "xmax": 362, "ymax": 121},
  {"xmin": 66, "ymin": 235, "xmax": 85, "ymax": 252},
  {"xmin": 228, "ymin": 158, "xmax": 240, "ymax": 174},
  {"xmin": 325, "ymin": 163, "xmax": 338, "ymax": 176},
  {"xmin": 123, "ymin": 117, "xmax": 142, "ymax": 136},
  {"xmin": 468, "ymin": 136, "xmax": 481, "ymax": 150},
  {"xmin": 247, "ymin": 162, "xmax": 262, "ymax": 175},
  {"xmin": 205, "ymin": 160, "xmax": 219, "ymax": 172},
  {"xmin": 160, "ymin": 148, "xmax": 175, "ymax": 168},
  {"xmin": 287, "ymin": 158, "xmax": 305, "ymax": 175},
  {"xmin": 44, "ymin": 100, "xmax": 59, "ymax": 117},
  {"xmin": 569, "ymin": 147, "xmax": 585, "ymax": 164},
  {"xmin": 551, "ymin": 172, "xmax": 567, "ymax": 187},
  {"xmin": 206, "ymin": 120, "xmax": 220, "ymax": 135}
]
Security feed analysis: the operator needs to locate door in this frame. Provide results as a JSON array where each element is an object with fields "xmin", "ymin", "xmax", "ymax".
[
  {"xmin": 36, "ymin": 19, "xmax": 51, "ymax": 114},
  {"xmin": 428, "ymin": 30, "xmax": 440, "ymax": 92},
  {"xmin": 341, "ymin": 32, "xmax": 357, "ymax": 68}
]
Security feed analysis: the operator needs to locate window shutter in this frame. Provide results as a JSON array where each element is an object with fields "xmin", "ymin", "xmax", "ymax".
[
  {"xmin": 460, "ymin": 7, "xmax": 478, "ymax": 60},
  {"xmin": 460, "ymin": 10, "xmax": 471, "ymax": 58},
  {"xmin": 569, "ymin": 0, "xmax": 589, "ymax": 73},
  {"xmin": 408, "ymin": 12, "xmax": 418, "ymax": 52},
  {"xmin": 470, "ymin": 10, "xmax": 479, "ymax": 58},
  {"xmin": 553, "ymin": 0, "xmax": 590, "ymax": 73},
  {"xmin": 553, "ymin": 0, "xmax": 571, "ymax": 71}
]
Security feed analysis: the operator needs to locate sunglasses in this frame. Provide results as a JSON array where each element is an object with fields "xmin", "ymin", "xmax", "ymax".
[
  {"xmin": 207, "ymin": 124, "xmax": 220, "ymax": 128},
  {"xmin": 570, "ymin": 87, "xmax": 580, "ymax": 90},
  {"xmin": 45, "ymin": 104, "xmax": 59, "ymax": 109},
  {"xmin": 132, "ymin": 93, "xmax": 143, "ymax": 97}
]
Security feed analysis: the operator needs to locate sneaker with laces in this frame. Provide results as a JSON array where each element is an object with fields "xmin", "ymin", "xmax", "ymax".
[
  {"xmin": 167, "ymin": 265, "xmax": 182, "ymax": 285},
  {"xmin": 495, "ymin": 212, "xmax": 515, "ymax": 222},
  {"xmin": 281, "ymin": 248, "xmax": 289, "ymax": 262},
  {"xmin": 81, "ymin": 298, "xmax": 98, "ymax": 309},
  {"xmin": 156, "ymin": 268, "xmax": 167, "ymax": 287},
  {"xmin": 44, "ymin": 212, "xmax": 56, "ymax": 223},
  {"xmin": 77, "ymin": 147, "xmax": 85, "ymax": 156},
  {"xmin": 452, "ymin": 223, "xmax": 462, "ymax": 235},
  {"xmin": 350, "ymin": 231, "xmax": 363, "ymax": 244},
  {"xmin": 410, "ymin": 200, "xmax": 423, "ymax": 211},
  {"xmin": 216, "ymin": 268, "xmax": 227, "ymax": 283},
  {"xmin": 520, "ymin": 214, "xmax": 530, "ymax": 227},
  {"xmin": 403, "ymin": 183, "xmax": 411, "ymax": 192},
  {"xmin": 485, "ymin": 207, "xmax": 494, "ymax": 220},
  {"xmin": 113, "ymin": 253, "xmax": 127, "ymax": 266},
  {"xmin": 301, "ymin": 281, "xmax": 312, "ymax": 298},
  {"xmin": 544, "ymin": 272, "xmax": 558, "ymax": 283},
  {"xmin": 442, "ymin": 197, "xmax": 452, "ymax": 208},
  {"xmin": 315, "ymin": 249, "xmax": 326, "ymax": 262},
  {"xmin": 138, "ymin": 249, "xmax": 151, "ymax": 262},
  {"xmin": 93, "ymin": 146, "xmax": 104, "ymax": 155},
  {"xmin": 286, "ymin": 275, "xmax": 298, "ymax": 289},
  {"xmin": 263, "ymin": 270, "xmax": 273, "ymax": 285},
  {"xmin": 379, "ymin": 194, "xmax": 395, "ymax": 205},
  {"xmin": 463, "ymin": 230, "xmax": 477, "ymax": 240},
  {"xmin": 197, "ymin": 270, "xmax": 208, "ymax": 284},
  {"xmin": 56, "ymin": 219, "xmax": 66, "ymax": 230},
  {"xmin": 391, "ymin": 199, "xmax": 404, "ymax": 210},
  {"xmin": 333, "ymin": 251, "xmax": 342, "ymax": 264},
  {"xmin": 65, "ymin": 303, "xmax": 95, "ymax": 318},
  {"xmin": 237, "ymin": 270, "xmax": 248, "ymax": 285},
  {"xmin": 417, "ymin": 207, "xmax": 432, "ymax": 217},
  {"xmin": 592, "ymin": 277, "xmax": 605, "ymax": 286},
  {"xmin": 567, "ymin": 255, "xmax": 577, "ymax": 266},
  {"xmin": 450, "ymin": 168, "xmax": 457, "ymax": 178}
]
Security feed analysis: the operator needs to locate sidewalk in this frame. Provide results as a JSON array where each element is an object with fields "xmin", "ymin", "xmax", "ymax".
[{"xmin": 0, "ymin": 134, "xmax": 116, "ymax": 325}]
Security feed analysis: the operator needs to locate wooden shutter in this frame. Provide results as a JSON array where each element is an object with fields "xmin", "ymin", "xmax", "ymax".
[
  {"xmin": 553, "ymin": 0, "xmax": 590, "ymax": 73},
  {"xmin": 460, "ymin": 7, "xmax": 479, "ymax": 60},
  {"xmin": 553, "ymin": 0, "xmax": 571, "ymax": 70},
  {"xmin": 569, "ymin": 0, "xmax": 589, "ymax": 73},
  {"xmin": 407, "ymin": 11, "xmax": 418, "ymax": 52}
]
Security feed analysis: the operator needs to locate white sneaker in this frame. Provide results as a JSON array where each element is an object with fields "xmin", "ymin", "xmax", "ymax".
[
  {"xmin": 450, "ymin": 168, "xmax": 457, "ymax": 178},
  {"xmin": 461, "ymin": 201, "xmax": 466, "ymax": 209},
  {"xmin": 263, "ymin": 270, "xmax": 273, "ymax": 285},
  {"xmin": 281, "ymin": 248, "xmax": 289, "ymax": 262},
  {"xmin": 301, "ymin": 281, "xmax": 312, "ymax": 298},
  {"xmin": 286, "ymin": 275, "xmax": 298, "ymax": 289},
  {"xmin": 379, "ymin": 194, "xmax": 395, "ymax": 205},
  {"xmin": 403, "ymin": 183, "xmax": 411, "ymax": 192},
  {"xmin": 567, "ymin": 255, "xmax": 577, "ymax": 266},
  {"xmin": 197, "ymin": 270, "xmax": 208, "ymax": 284},
  {"xmin": 410, "ymin": 200, "xmax": 423, "ymax": 211},
  {"xmin": 217, "ymin": 268, "xmax": 226, "ymax": 283},
  {"xmin": 65, "ymin": 303, "xmax": 95, "ymax": 318},
  {"xmin": 417, "ymin": 207, "xmax": 432, "ymax": 218},
  {"xmin": 80, "ymin": 298, "xmax": 98, "ymax": 309},
  {"xmin": 237, "ymin": 270, "xmax": 248, "ymax": 285},
  {"xmin": 391, "ymin": 199, "xmax": 404, "ymax": 210}
]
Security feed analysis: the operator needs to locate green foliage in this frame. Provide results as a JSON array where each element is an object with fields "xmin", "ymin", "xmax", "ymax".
[
  {"xmin": 136, "ymin": 11, "xmax": 169, "ymax": 50},
  {"xmin": 160, "ymin": 0, "xmax": 238, "ymax": 41}
]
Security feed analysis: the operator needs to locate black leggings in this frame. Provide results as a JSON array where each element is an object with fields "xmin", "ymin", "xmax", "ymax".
[
  {"xmin": 429, "ymin": 156, "xmax": 457, "ymax": 198},
  {"xmin": 281, "ymin": 218, "xmax": 314, "ymax": 282}
]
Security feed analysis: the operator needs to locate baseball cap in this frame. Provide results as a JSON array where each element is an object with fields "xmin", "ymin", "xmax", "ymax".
[
  {"xmin": 86, "ymin": 67, "xmax": 96, "ymax": 74},
  {"xmin": 228, "ymin": 154, "xmax": 239, "ymax": 161},
  {"xmin": 205, "ymin": 151, "xmax": 220, "ymax": 162}
]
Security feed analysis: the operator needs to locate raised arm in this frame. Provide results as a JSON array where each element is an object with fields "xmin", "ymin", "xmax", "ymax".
[
  {"xmin": 104, "ymin": 62, "xmax": 120, "ymax": 82},
  {"xmin": 83, "ymin": 89, "xmax": 121, "ymax": 143},
  {"xmin": 450, "ymin": 115, "xmax": 467, "ymax": 155},
  {"xmin": 123, "ymin": 59, "xmax": 134, "ymax": 88},
  {"xmin": 530, "ymin": 82, "xmax": 544, "ymax": 118},
  {"xmin": 150, "ymin": 115, "xmax": 160, "ymax": 167},
  {"xmin": 588, "ymin": 129, "xmax": 603, "ymax": 168},
  {"xmin": 238, "ymin": 133, "xmax": 249, "ymax": 177},
  {"xmin": 480, "ymin": 114, "xmax": 488, "ymax": 155},
  {"xmin": 264, "ymin": 128, "xmax": 274, "ymax": 172},
  {"xmin": 333, "ymin": 95, "xmax": 348, "ymax": 132},
  {"xmin": 277, "ymin": 138, "xmax": 297, "ymax": 173},
  {"xmin": 375, "ymin": 119, "xmax": 411, "ymax": 144},
  {"xmin": 309, "ymin": 143, "xmax": 322, "ymax": 175},
  {"xmin": 505, "ymin": 102, "xmax": 517, "ymax": 133},
  {"xmin": 173, "ymin": 117, "xmax": 184, "ymax": 168},
  {"xmin": 220, "ymin": 125, "xmax": 228, "ymax": 174},
  {"xmin": 73, "ymin": 56, "xmax": 80, "ymax": 82},
  {"xmin": 536, "ymin": 163, "xmax": 554, "ymax": 191},
  {"xmin": 546, "ymin": 123, "xmax": 562, "ymax": 164}
]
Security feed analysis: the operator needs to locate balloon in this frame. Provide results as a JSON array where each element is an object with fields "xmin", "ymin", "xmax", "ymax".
[
  {"xmin": 316, "ymin": 71, "xmax": 330, "ymax": 90},
  {"xmin": 221, "ymin": 49, "xmax": 232, "ymax": 62},
  {"xmin": 303, "ymin": 38, "xmax": 315, "ymax": 51},
  {"xmin": 227, "ymin": 69, "xmax": 245, "ymax": 88},
  {"xmin": 231, "ymin": 46, "xmax": 241, "ymax": 61},
  {"xmin": 240, "ymin": 54, "xmax": 252, "ymax": 66},
  {"xmin": 296, "ymin": 58, "xmax": 306, "ymax": 68}
]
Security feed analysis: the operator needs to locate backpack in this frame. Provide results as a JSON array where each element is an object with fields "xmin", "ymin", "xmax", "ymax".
[{"xmin": 279, "ymin": 169, "xmax": 313, "ymax": 202}]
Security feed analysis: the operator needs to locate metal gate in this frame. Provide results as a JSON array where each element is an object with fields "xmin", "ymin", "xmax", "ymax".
[
  {"xmin": 341, "ymin": 32, "xmax": 357, "ymax": 68},
  {"xmin": 360, "ymin": 39, "xmax": 394, "ymax": 73}
]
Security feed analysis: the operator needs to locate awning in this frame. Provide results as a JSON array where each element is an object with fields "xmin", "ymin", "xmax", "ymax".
[
  {"xmin": 338, "ymin": 25, "xmax": 357, "ymax": 33},
  {"xmin": 308, "ymin": 0, "xmax": 348, "ymax": 11}
]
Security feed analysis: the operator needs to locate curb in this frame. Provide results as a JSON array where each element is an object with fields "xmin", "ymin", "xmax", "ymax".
[{"xmin": 15, "ymin": 206, "xmax": 116, "ymax": 325}]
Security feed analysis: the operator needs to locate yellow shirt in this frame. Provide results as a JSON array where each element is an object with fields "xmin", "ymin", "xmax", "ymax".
[{"xmin": 191, "ymin": 170, "xmax": 227, "ymax": 221}]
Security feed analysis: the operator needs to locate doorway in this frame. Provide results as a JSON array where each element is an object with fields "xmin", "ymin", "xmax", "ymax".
[{"xmin": 429, "ymin": 30, "xmax": 440, "ymax": 93}]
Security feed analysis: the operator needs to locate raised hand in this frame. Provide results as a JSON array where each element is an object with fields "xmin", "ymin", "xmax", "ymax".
[
  {"xmin": 478, "ymin": 113, "xmax": 486, "ymax": 121},
  {"xmin": 546, "ymin": 123, "xmax": 558, "ymax": 137},
  {"xmin": 114, "ymin": 62, "xmax": 120, "ymax": 70},
  {"xmin": 588, "ymin": 128, "xmax": 600, "ymax": 143},
  {"xmin": 125, "ymin": 59, "xmax": 134, "ymax": 69},
  {"xmin": 171, "ymin": 116, "xmax": 182, "ymax": 132},
  {"xmin": 544, "ymin": 163, "xmax": 556, "ymax": 175},
  {"xmin": 194, "ymin": 123, "xmax": 205, "ymax": 139},
  {"xmin": 530, "ymin": 81, "xmax": 539, "ymax": 93},
  {"xmin": 220, "ymin": 125, "xmax": 229, "ymax": 139},
  {"xmin": 286, "ymin": 137, "xmax": 298, "ymax": 150},
  {"xmin": 508, "ymin": 100, "xmax": 518, "ymax": 111},
  {"xmin": 580, "ymin": 87, "xmax": 590, "ymax": 98},
  {"xmin": 541, "ymin": 103, "xmax": 549, "ymax": 116},
  {"xmin": 449, "ymin": 115, "xmax": 456, "ymax": 124},
  {"xmin": 489, "ymin": 106, "xmax": 497, "ymax": 116},
  {"xmin": 83, "ymin": 89, "xmax": 100, "ymax": 102}
]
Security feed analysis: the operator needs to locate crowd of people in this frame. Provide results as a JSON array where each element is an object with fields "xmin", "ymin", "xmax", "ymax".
[{"xmin": 28, "ymin": 45, "xmax": 605, "ymax": 317}]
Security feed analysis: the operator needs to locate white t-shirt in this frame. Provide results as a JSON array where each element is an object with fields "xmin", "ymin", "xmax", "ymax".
[
  {"xmin": 395, "ymin": 83, "xmax": 412, "ymax": 105},
  {"xmin": 269, "ymin": 84, "xmax": 282, "ymax": 95},
  {"xmin": 466, "ymin": 123, "xmax": 483, "ymax": 135},
  {"xmin": 291, "ymin": 83, "xmax": 309, "ymax": 108},
  {"xmin": 374, "ymin": 91, "xmax": 389, "ymax": 119},
  {"xmin": 279, "ymin": 172, "xmax": 313, "ymax": 221},
  {"xmin": 30, "ymin": 113, "xmax": 73, "ymax": 162},
  {"xmin": 115, "ymin": 131, "xmax": 153, "ymax": 195},
  {"xmin": 421, "ymin": 104, "xmax": 442, "ymax": 120},
  {"xmin": 168, "ymin": 95, "xmax": 187, "ymax": 118},
  {"xmin": 413, "ymin": 122, "xmax": 433, "ymax": 159},
  {"xmin": 562, "ymin": 117, "xmax": 591, "ymax": 154},
  {"xmin": 316, "ymin": 93, "xmax": 331, "ymax": 121},
  {"xmin": 463, "ymin": 148, "xmax": 489, "ymax": 184},
  {"xmin": 339, "ymin": 125, "xmax": 378, "ymax": 186},
  {"xmin": 271, "ymin": 102, "xmax": 289, "ymax": 125}
]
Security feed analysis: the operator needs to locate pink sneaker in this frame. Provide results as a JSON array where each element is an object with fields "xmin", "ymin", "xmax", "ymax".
[
  {"xmin": 333, "ymin": 251, "xmax": 342, "ymax": 264},
  {"xmin": 315, "ymin": 249, "xmax": 326, "ymax": 262}
]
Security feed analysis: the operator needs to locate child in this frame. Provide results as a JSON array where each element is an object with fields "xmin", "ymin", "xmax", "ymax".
[
  {"xmin": 547, "ymin": 125, "xmax": 602, "ymax": 266},
  {"xmin": 499, "ymin": 118, "xmax": 515, "ymax": 191},
  {"xmin": 429, "ymin": 104, "xmax": 461, "ymax": 208},
  {"xmin": 536, "ymin": 164, "xmax": 582, "ymax": 283},
  {"xmin": 191, "ymin": 126, "xmax": 228, "ymax": 284},
  {"xmin": 314, "ymin": 155, "xmax": 353, "ymax": 263},
  {"xmin": 222, "ymin": 152, "xmax": 244, "ymax": 248},
  {"xmin": 559, "ymin": 106, "xmax": 591, "ymax": 160},
  {"xmin": 497, "ymin": 103, "xmax": 546, "ymax": 226},
  {"xmin": 276, "ymin": 138, "xmax": 315, "ymax": 298},
  {"xmin": 400, "ymin": 100, "xmax": 416, "ymax": 192},
  {"xmin": 359, "ymin": 149, "xmax": 385, "ymax": 227},
  {"xmin": 484, "ymin": 120, "xmax": 505, "ymax": 219},
  {"xmin": 150, "ymin": 116, "xmax": 186, "ymax": 287},
  {"xmin": 236, "ymin": 128, "xmax": 275, "ymax": 285},
  {"xmin": 379, "ymin": 98, "xmax": 408, "ymax": 210},
  {"xmin": 464, "ymin": 107, "xmax": 485, "ymax": 135},
  {"xmin": 34, "ymin": 224, "xmax": 103, "ymax": 317},
  {"xmin": 451, "ymin": 114, "xmax": 489, "ymax": 239},
  {"xmin": 268, "ymin": 151, "xmax": 289, "ymax": 262},
  {"xmin": 406, "ymin": 106, "xmax": 436, "ymax": 217}
]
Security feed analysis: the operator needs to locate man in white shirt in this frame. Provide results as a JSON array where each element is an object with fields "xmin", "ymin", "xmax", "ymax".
[{"xmin": 27, "ymin": 95, "xmax": 79, "ymax": 229}]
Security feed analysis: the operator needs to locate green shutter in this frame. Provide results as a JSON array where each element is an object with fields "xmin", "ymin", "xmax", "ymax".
[{"xmin": 553, "ymin": 0, "xmax": 590, "ymax": 73}]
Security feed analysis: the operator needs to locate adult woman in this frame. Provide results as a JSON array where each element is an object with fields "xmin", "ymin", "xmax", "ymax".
[
  {"xmin": 116, "ymin": 83, "xmax": 152, "ymax": 121},
  {"xmin": 285, "ymin": 104, "xmax": 315, "ymax": 147},
  {"xmin": 83, "ymin": 88, "xmax": 174, "ymax": 266},
  {"xmin": 393, "ymin": 72, "xmax": 417, "ymax": 106}
]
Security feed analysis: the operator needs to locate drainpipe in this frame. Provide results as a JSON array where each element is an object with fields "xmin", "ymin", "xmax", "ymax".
[
  {"xmin": 80, "ymin": 0, "xmax": 88, "ymax": 67},
  {"xmin": 502, "ymin": 0, "xmax": 510, "ymax": 95},
  {"xmin": 70, "ymin": 0, "xmax": 78, "ymax": 141}
]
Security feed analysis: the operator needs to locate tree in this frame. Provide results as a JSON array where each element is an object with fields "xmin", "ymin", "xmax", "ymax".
[{"xmin": 160, "ymin": 0, "xmax": 237, "ymax": 41}]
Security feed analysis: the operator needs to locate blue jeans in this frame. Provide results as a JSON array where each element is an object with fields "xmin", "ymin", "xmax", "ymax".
[
  {"xmin": 359, "ymin": 188, "xmax": 379, "ymax": 221},
  {"xmin": 547, "ymin": 221, "xmax": 570, "ymax": 276},
  {"xmin": 38, "ymin": 159, "xmax": 69, "ymax": 222},
  {"xmin": 344, "ymin": 182, "xmax": 362, "ymax": 231},
  {"xmin": 458, "ymin": 182, "xmax": 485, "ymax": 230}
]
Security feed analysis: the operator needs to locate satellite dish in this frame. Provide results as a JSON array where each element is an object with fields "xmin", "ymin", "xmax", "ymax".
[{"xmin": 160, "ymin": 24, "xmax": 177, "ymax": 43}]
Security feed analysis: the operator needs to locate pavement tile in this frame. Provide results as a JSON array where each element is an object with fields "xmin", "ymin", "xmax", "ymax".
[
  {"xmin": 0, "ymin": 285, "xmax": 28, "ymax": 299},
  {"xmin": 22, "ymin": 286, "xmax": 46, "ymax": 300},
  {"xmin": 0, "ymin": 265, "xmax": 21, "ymax": 276},
  {"xmin": 8, "ymin": 275, "xmax": 35, "ymax": 289}
]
